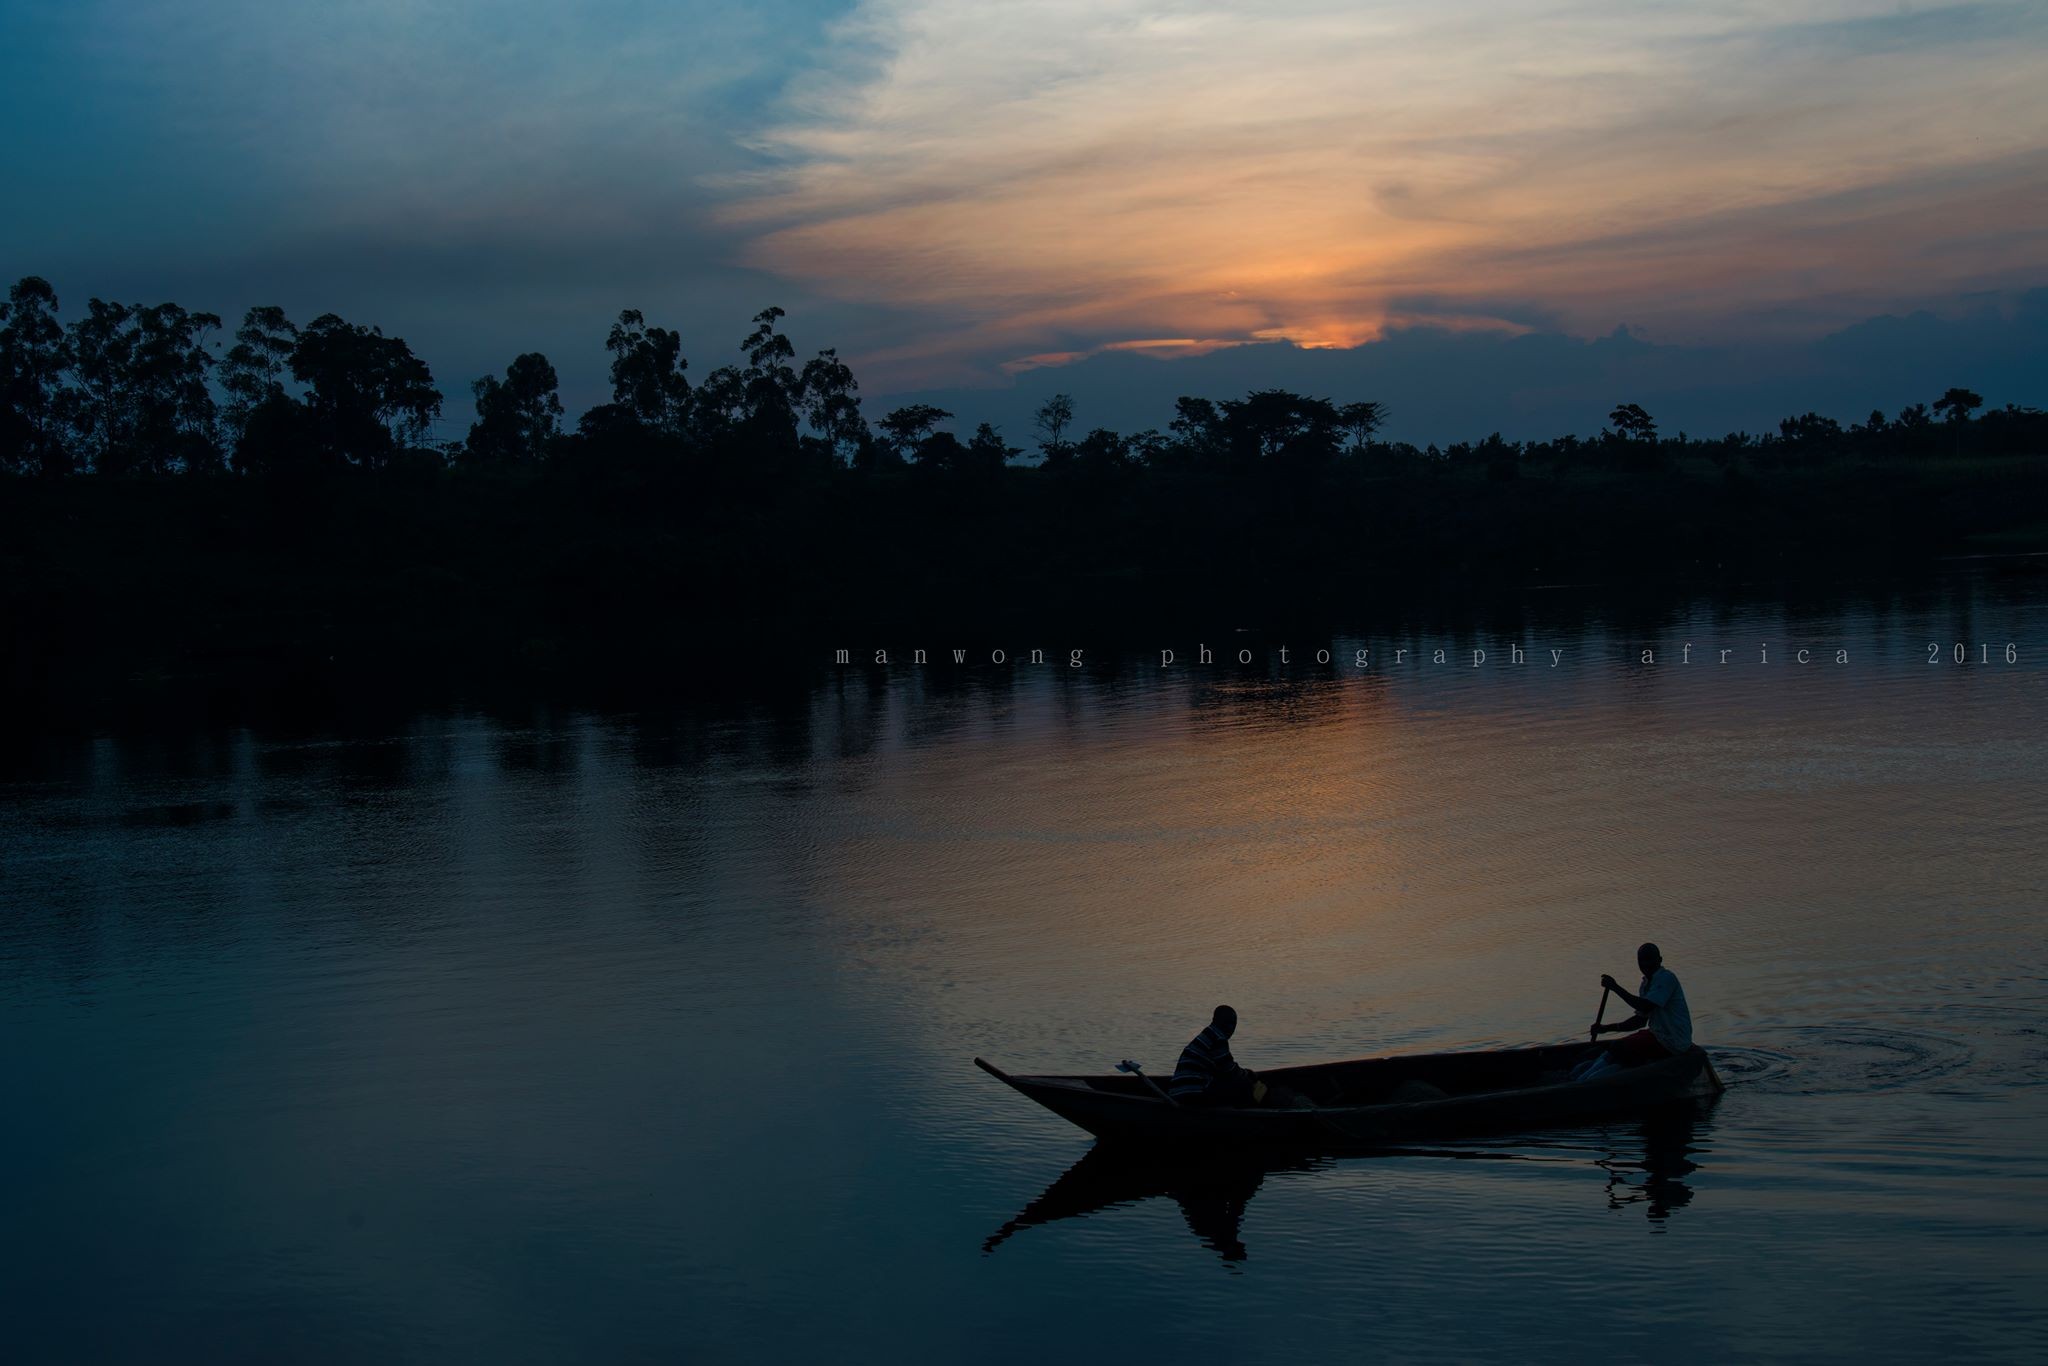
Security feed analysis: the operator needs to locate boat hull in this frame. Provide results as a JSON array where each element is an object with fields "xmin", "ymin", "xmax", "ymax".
[{"xmin": 976, "ymin": 1042, "xmax": 1722, "ymax": 1149}]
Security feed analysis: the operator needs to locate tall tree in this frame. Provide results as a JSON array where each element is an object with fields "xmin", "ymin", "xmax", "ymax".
[
  {"xmin": 1932, "ymin": 386, "xmax": 1983, "ymax": 457},
  {"xmin": 1034, "ymin": 393, "xmax": 1075, "ymax": 462},
  {"xmin": 220, "ymin": 306, "xmax": 299, "ymax": 456},
  {"xmin": 466, "ymin": 352, "xmax": 563, "ymax": 466},
  {"xmin": 1339, "ymin": 400, "xmax": 1387, "ymax": 455},
  {"xmin": 604, "ymin": 310, "xmax": 690, "ymax": 434},
  {"xmin": 735, "ymin": 306, "xmax": 802, "ymax": 457},
  {"xmin": 0, "ymin": 276, "xmax": 70, "ymax": 475},
  {"xmin": 66, "ymin": 299, "xmax": 138, "ymax": 472},
  {"xmin": 291, "ymin": 314, "xmax": 442, "ymax": 468},
  {"xmin": 799, "ymin": 348, "xmax": 865, "ymax": 466},
  {"xmin": 125, "ymin": 302, "xmax": 223, "ymax": 473},
  {"xmin": 741, "ymin": 307, "xmax": 800, "ymax": 407}
]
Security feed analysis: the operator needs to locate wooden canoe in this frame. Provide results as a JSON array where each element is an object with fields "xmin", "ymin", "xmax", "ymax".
[{"xmin": 975, "ymin": 1040, "xmax": 1723, "ymax": 1148}]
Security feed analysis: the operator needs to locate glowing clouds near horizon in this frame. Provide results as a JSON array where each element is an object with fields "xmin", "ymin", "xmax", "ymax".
[{"xmin": 732, "ymin": 0, "xmax": 2048, "ymax": 384}]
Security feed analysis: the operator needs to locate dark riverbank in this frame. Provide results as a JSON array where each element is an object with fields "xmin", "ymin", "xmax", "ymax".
[{"xmin": 6, "ymin": 441, "xmax": 2047, "ymax": 730}]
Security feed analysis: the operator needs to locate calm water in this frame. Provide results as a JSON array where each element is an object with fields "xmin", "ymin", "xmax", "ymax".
[{"xmin": 6, "ymin": 586, "xmax": 2048, "ymax": 1362}]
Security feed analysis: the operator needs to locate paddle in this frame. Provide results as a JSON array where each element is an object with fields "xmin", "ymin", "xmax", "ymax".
[
  {"xmin": 1588, "ymin": 985, "xmax": 1611, "ymax": 1043},
  {"xmin": 1116, "ymin": 1059, "xmax": 1178, "ymax": 1107}
]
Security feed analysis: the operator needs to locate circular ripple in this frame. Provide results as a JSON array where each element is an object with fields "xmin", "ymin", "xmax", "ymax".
[
  {"xmin": 1717, "ymin": 1025, "xmax": 1979, "ymax": 1096},
  {"xmin": 1706, "ymin": 1045, "xmax": 1796, "ymax": 1089}
]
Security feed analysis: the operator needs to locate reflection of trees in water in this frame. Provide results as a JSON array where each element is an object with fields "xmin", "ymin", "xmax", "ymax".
[{"xmin": 987, "ymin": 1098, "xmax": 1719, "ymax": 1263}]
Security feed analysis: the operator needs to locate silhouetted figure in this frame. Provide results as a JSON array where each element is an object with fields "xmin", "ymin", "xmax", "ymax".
[
  {"xmin": 1170, "ymin": 1004, "xmax": 1259, "ymax": 1106},
  {"xmin": 1593, "ymin": 942, "xmax": 1694, "ymax": 1067},
  {"xmin": 1602, "ymin": 1102, "xmax": 1712, "ymax": 1221}
]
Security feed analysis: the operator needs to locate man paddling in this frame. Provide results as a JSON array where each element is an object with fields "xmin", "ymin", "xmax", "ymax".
[
  {"xmin": 1592, "ymin": 942, "xmax": 1694, "ymax": 1066},
  {"xmin": 1170, "ymin": 1004, "xmax": 1262, "ymax": 1106}
]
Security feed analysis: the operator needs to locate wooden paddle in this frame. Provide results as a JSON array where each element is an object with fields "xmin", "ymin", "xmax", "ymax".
[
  {"xmin": 1116, "ymin": 1059, "xmax": 1179, "ymax": 1106},
  {"xmin": 1589, "ymin": 986, "xmax": 1611, "ymax": 1043}
]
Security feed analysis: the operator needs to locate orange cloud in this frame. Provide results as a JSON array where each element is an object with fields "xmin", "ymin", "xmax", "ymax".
[{"xmin": 727, "ymin": 1, "xmax": 2048, "ymax": 386}]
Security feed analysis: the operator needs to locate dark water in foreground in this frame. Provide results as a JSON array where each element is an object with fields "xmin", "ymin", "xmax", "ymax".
[{"xmin": 5, "ymin": 589, "xmax": 2048, "ymax": 1362}]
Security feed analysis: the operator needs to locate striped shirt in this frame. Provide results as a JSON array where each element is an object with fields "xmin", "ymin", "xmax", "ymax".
[{"xmin": 1170, "ymin": 1023, "xmax": 1246, "ymax": 1099}]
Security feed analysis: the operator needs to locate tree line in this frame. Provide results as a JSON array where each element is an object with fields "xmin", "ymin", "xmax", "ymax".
[
  {"xmin": 4, "ymin": 274, "xmax": 2038, "ymax": 485},
  {"xmin": 8, "ymin": 271, "xmax": 2048, "ymax": 715}
]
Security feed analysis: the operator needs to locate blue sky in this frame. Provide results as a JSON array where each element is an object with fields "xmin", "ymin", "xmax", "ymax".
[{"xmin": 5, "ymin": 0, "xmax": 2046, "ymax": 441}]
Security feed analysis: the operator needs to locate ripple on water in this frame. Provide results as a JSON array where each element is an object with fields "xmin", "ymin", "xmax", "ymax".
[{"xmin": 1715, "ymin": 1023, "xmax": 1982, "ymax": 1097}]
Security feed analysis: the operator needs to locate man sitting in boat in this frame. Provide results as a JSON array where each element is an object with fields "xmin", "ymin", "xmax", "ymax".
[
  {"xmin": 1592, "ymin": 942, "xmax": 1694, "ymax": 1066},
  {"xmin": 1169, "ymin": 1005, "xmax": 1263, "ymax": 1106}
]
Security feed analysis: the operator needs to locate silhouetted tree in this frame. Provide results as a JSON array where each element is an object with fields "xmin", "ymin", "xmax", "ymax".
[
  {"xmin": 741, "ymin": 307, "xmax": 800, "ymax": 412},
  {"xmin": 61, "ymin": 299, "xmax": 221, "ymax": 474},
  {"xmin": 733, "ymin": 307, "xmax": 807, "ymax": 469},
  {"xmin": 1074, "ymin": 427, "xmax": 1137, "ymax": 472},
  {"xmin": 913, "ymin": 429, "xmax": 969, "ymax": 474},
  {"xmin": 850, "ymin": 427, "xmax": 900, "ymax": 474},
  {"xmin": 690, "ymin": 363, "xmax": 749, "ymax": 441},
  {"xmin": 1164, "ymin": 396, "xmax": 1224, "ymax": 470},
  {"xmin": 0, "ymin": 276, "xmax": 70, "ymax": 475},
  {"xmin": 220, "ymin": 306, "xmax": 299, "ymax": 456},
  {"xmin": 799, "ymin": 348, "xmax": 865, "ymax": 466},
  {"xmin": 128, "ymin": 302, "xmax": 223, "ymax": 473},
  {"xmin": 291, "ymin": 313, "xmax": 442, "ymax": 469},
  {"xmin": 1218, "ymin": 390, "xmax": 1342, "ymax": 468},
  {"xmin": 1778, "ymin": 412, "xmax": 1842, "ymax": 445},
  {"xmin": 965, "ymin": 422, "xmax": 1021, "ymax": 474},
  {"xmin": 1035, "ymin": 393, "xmax": 1075, "ymax": 463},
  {"xmin": 1608, "ymin": 402, "xmax": 1657, "ymax": 441},
  {"xmin": 1932, "ymin": 386, "xmax": 1983, "ymax": 457},
  {"xmin": 466, "ymin": 352, "xmax": 563, "ymax": 466},
  {"xmin": 1339, "ymin": 400, "xmax": 1388, "ymax": 455},
  {"xmin": 604, "ymin": 310, "xmax": 690, "ymax": 434},
  {"xmin": 1932, "ymin": 387, "xmax": 1984, "ymax": 424},
  {"xmin": 65, "ymin": 299, "xmax": 138, "ymax": 471},
  {"xmin": 232, "ymin": 393, "xmax": 318, "ymax": 478},
  {"xmin": 878, "ymin": 404, "xmax": 951, "ymax": 464}
]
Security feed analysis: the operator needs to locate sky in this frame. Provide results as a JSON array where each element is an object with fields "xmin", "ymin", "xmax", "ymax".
[{"xmin": 4, "ymin": 0, "xmax": 2047, "ymax": 442}]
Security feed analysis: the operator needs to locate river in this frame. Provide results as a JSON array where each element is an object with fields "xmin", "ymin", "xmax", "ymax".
[{"xmin": 5, "ymin": 580, "xmax": 2046, "ymax": 1362}]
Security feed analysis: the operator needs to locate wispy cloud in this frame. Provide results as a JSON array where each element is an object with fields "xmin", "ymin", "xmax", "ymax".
[{"xmin": 734, "ymin": 0, "xmax": 2048, "ymax": 383}]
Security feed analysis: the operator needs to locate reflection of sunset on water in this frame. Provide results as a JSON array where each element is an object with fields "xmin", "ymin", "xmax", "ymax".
[
  {"xmin": 6, "ymin": 588, "xmax": 2044, "ymax": 1359},
  {"xmin": 790, "ymin": 604, "xmax": 2047, "ymax": 1090}
]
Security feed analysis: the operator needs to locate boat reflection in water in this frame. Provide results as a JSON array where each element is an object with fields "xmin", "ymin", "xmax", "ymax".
[
  {"xmin": 986, "ymin": 1098, "xmax": 1718, "ymax": 1264},
  {"xmin": 983, "ymin": 1146, "xmax": 1320, "ymax": 1263}
]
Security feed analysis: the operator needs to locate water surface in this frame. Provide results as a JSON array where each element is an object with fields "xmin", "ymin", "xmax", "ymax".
[{"xmin": 5, "ymin": 587, "xmax": 2047, "ymax": 1362}]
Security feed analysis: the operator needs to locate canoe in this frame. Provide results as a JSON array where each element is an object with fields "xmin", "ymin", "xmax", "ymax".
[{"xmin": 975, "ymin": 1039, "xmax": 1723, "ymax": 1148}]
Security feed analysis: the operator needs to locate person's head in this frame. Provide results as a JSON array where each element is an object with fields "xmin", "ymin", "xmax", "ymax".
[
  {"xmin": 1637, "ymin": 942, "xmax": 1663, "ymax": 975},
  {"xmin": 1212, "ymin": 1004, "xmax": 1238, "ymax": 1037}
]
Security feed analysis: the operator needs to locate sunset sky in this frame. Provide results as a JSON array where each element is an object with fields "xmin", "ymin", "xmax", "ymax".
[{"xmin": 6, "ymin": 0, "xmax": 2047, "ymax": 438}]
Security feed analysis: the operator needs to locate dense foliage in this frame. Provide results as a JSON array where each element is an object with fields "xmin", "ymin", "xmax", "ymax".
[{"xmin": 4, "ymin": 274, "xmax": 2045, "ymax": 707}]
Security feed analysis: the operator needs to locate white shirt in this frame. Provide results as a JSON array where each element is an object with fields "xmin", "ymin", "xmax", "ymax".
[{"xmin": 1640, "ymin": 967, "xmax": 1693, "ymax": 1054}]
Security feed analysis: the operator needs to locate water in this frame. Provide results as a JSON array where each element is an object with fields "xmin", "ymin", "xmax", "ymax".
[{"xmin": 5, "ymin": 586, "xmax": 2048, "ymax": 1362}]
